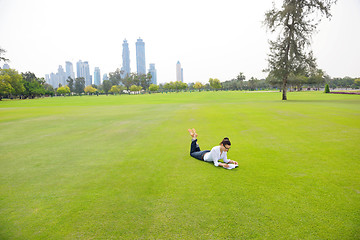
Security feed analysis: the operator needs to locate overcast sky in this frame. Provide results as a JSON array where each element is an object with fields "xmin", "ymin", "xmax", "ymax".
[{"xmin": 0, "ymin": 0, "xmax": 359, "ymax": 84}]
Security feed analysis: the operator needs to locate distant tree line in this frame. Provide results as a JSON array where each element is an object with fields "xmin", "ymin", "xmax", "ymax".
[{"xmin": 1, "ymin": 67, "xmax": 359, "ymax": 100}]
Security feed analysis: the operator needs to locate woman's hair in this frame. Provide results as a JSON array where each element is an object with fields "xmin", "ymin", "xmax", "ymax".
[{"xmin": 220, "ymin": 137, "xmax": 231, "ymax": 146}]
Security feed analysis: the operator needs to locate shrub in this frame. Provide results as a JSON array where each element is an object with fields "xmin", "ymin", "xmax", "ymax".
[{"xmin": 324, "ymin": 84, "xmax": 330, "ymax": 93}]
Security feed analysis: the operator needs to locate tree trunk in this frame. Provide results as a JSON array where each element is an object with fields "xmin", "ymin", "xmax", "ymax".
[{"xmin": 282, "ymin": 77, "xmax": 287, "ymax": 100}]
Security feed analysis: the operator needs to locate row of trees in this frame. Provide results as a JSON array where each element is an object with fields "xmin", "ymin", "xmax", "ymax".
[
  {"xmin": 2, "ymin": 66, "xmax": 359, "ymax": 100},
  {"xmin": 0, "ymin": 69, "xmax": 56, "ymax": 100}
]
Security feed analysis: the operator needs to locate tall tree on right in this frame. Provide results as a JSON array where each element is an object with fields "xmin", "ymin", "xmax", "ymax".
[{"xmin": 264, "ymin": 0, "xmax": 336, "ymax": 100}]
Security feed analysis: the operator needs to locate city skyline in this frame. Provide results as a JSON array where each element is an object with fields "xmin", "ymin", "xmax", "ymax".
[{"xmin": 1, "ymin": 0, "xmax": 359, "ymax": 83}]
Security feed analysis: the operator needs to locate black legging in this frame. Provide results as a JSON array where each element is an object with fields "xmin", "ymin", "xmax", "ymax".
[{"xmin": 190, "ymin": 139, "xmax": 210, "ymax": 160}]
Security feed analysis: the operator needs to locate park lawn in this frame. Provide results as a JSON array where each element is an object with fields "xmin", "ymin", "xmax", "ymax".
[{"xmin": 0, "ymin": 91, "xmax": 359, "ymax": 239}]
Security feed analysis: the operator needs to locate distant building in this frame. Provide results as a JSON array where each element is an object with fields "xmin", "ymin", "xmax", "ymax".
[
  {"xmin": 122, "ymin": 39, "xmax": 131, "ymax": 77},
  {"xmin": 76, "ymin": 60, "xmax": 85, "ymax": 79},
  {"xmin": 2, "ymin": 63, "xmax": 10, "ymax": 69},
  {"xmin": 136, "ymin": 38, "xmax": 146, "ymax": 75},
  {"xmin": 148, "ymin": 63, "xmax": 157, "ymax": 85},
  {"xmin": 94, "ymin": 67, "xmax": 101, "ymax": 86},
  {"xmin": 176, "ymin": 61, "xmax": 183, "ymax": 82},
  {"xmin": 65, "ymin": 61, "xmax": 75, "ymax": 80},
  {"xmin": 50, "ymin": 72, "xmax": 57, "ymax": 88},
  {"xmin": 57, "ymin": 65, "xmax": 66, "ymax": 87},
  {"xmin": 77, "ymin": 60, "xmax": 91, "ymax": 86},
  {"xmin": 103, "ymin": 73, "xmax": 109, "ymax": 81},
  {"xmin": 45, "ymin": 74, "xmax": 50, "ymax": 84}
]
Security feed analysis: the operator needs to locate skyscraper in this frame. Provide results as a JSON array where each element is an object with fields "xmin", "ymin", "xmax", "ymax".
[
  {"xmin": 136, "ymin": 38, "xmax": 146, "ymax": 75},
  {"xmin": 148, "ymin": 63, "xmax": 157, "ymax": 85},
  {"xmin": 176, "ymin": 61, "xmax": 183, "ymax": 82},
  {"xmin": 122, "ymin": 39, "xmax": 131, "ymax": 77},
  {"xmin": 83, "ymin": 61, "xmax": 91, "ymax": 86},
  {"xmin": 94, "ymin": 67, "xmax": 101, "ymax": 86},
  {"xmin": 57, "ymin": 65, "xmax": 66, "ymax": 87},
  {"xmin": 65, "ymin": 61, "xmax": 75, "ymax": 80},
  {"xmin": 76, "ymin": 60, "xmax": 85, "ymax": 79},
  {"xmin": 77, "ymin": 60, "xmax": 91, "ymax": 86}
]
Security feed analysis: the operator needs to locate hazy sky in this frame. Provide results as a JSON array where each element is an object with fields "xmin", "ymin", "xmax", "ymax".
[{"xmin": 0, "ymin": 0, "xmax": 359, "ymax": 84}]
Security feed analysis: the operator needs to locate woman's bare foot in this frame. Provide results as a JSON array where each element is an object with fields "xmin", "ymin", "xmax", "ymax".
[
  {"xmin": 188, "ymin": 129, "xmax": 195, "ymax": 138},
  {"xmin": 192, "ymin": 128, "xmax": 198, "ymax": 138}
]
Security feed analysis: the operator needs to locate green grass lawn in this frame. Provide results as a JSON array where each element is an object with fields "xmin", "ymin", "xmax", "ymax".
[{"xmin": 0, "ymin": 91, "xmax": 359, "ymax": 239}]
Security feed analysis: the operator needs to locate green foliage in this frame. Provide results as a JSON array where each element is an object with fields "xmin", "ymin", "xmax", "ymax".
[
  {"xmin": 74, "ymin": 77, "xmax": 85, "ymax": 95},
  {"xmin": 66, "ymin": 77, "xmax": 74, "ymax": 92},
  {"xmin": 109, "ymin": 68, "xmax": 122, "ymax": 86},
  {"xmin": 193, "ymin": 82, "xmax": 203, "ymax": 91},
  {"xmin": 109, "ymin": 85, "xmax": 125, "ymax": 94},
  {"xmin": 354, "ymin": 78, "xmax": 360, "ymax": 86},
  {"xmin": 130, "ymin": 85, "xmax": 142, "ymax": 92},
  {"xmin": 0, "ymin": 74, "xmax": 14, "ymax": 98},
  {"xmin": 21, "ymin": 72, "xmax": 46, "ymax": 98},
  {"xmin": 0, "ymin": 69, "xmax": 25, "ymax": 97},
  {"xmin": 102, "ymin": 80, "xmax": 112, "ymax": 95},
  {"xmin": 209, "ymin": 78, "xmax": 222, "ymax": 90},
  {"xmin": 149, "ymin": 84, "xmax": 159, "ymax": 92},
  {"xmin": 84, "ymin": 85, "xmax": 97, "ymax": 94},
  {"xmin": 324, "ymin": 84, "xmax": 330, "ymax": 93},
  {"xmin": 56, "ymin": 85, "xmax": 70, "ymax": 96}
]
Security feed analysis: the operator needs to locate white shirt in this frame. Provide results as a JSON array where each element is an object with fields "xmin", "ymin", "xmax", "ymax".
[{"xmin": 203, "ymin": 146, "xmax": 230, "ymax": 167}]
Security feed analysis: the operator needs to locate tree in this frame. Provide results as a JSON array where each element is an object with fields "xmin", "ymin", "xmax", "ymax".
[
  {"xmin": 57, "ymin": 86, "xmax": 70, "ymax": 96},
  {"xmin": 66, "ymin": 77, "xmax": 74, "ymax": 92},
  {"xmin": 209, "ymin": 78, "xmax": 222, "ymax": 90},
  {"xmin": 193, "ymin": 82, "xmax": 203, "ymax": 91},
  {"xmin": 0, "ymin": 48, "xmax": 9, "ymax": 63},
  {"xmin": 138, "ymin": 73, "xmax": 151, "ymax": 91},
  {"xmin": 74, "ymin": 77, "xmax": 85, "ymax": 95},
  {"xmin": 236, "ymin": 73, "xmax": 245, "ymax": 90},
  {"xmin": 130, "ymin": 85, "xmax": 142, "ymax": 92},
  {"xmin": 0, "ymin": 75, "xmax": 13, "ymax": 100},
  {"xmin": 0, "ymin": 69, "xmax": 24, "ymax": 98},
  {"xmin": 308, "ymin": 69, "xmax": 325, "ymax": 90},
  {"xmin": 21, "ymin": 72, "xmax": 46, "ymax": 98},
  {"xmin": 264, "ymin": 0, "xmax": 336, "ymax": 100},
  {"xmin": 324, "ymin": 84, "xmax": 330, "ymax": 93},
  {"xmin": 109, "ymin": 68, "xmax": 122, "ymax": 86},
  {"xmin": 84, "ymin": 85, "xmax": 97, "ymax": 95},
  {"xmin": 355, "ymin": 78, "xmax": 360, "ymax": 87},
  {"xmin": 288, "ymin": 74, "xmax": 308, "ymax": 91},
  {"xmin": 43, "ymin": 83, "xmax": 55, "ymax": 96},
  {"xmin": 149, "ymin": 84, "xmax": 159, "ymax": 92},
  {"xmin": 102, "ymin": 80, "xmax": 112, "ymax": 95},
  {"xmin": 109, "ymin": 85, "xmax": 126, "ymax": 95}
]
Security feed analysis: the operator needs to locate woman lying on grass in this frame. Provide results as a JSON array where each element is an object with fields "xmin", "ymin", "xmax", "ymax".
[{"xmin": 188, "ymin": 128, "xmax": 238, "ymax": 169}]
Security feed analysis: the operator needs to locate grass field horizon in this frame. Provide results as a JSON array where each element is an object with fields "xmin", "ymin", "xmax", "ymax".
[{"xmin": 1, "ymin": 91, "xmax": 359, "ymax": 239}]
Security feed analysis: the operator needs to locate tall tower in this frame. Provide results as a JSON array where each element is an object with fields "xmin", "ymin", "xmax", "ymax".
[
  {"xmin": 94, "ymin": 67, "xmax": 101, "ymax": 86},
  {"xmin": 57, "ymin": 65, "xmax": 66, "ymax": 87},
  {"xmin": 76, "ymin": 60, "xmax": 91, "ymax": 86},
  {"xmin": 136, "ymin": 38, "xmax": 146, "ymax": 75},
  {"xmin": 76, "ymin": 60, "xmax": 85, "ymax": 79},
  {"xmin": 148, "ymin": 63, "xmax": 157, "ymax": 85},
  {"xmin": 122, "ymin": 39, "xmax": 131, "ymax": 77},
  {"xmin": 176, "ymin": 61, "xmax": 183, "ymax": 82},
  {"xmin": 65, "ymin": 61, "xmax": 75, "ymax": 80},
  {"xmin": 83, "ymin": 61, "xmax": 91, "ymax": 86}
]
